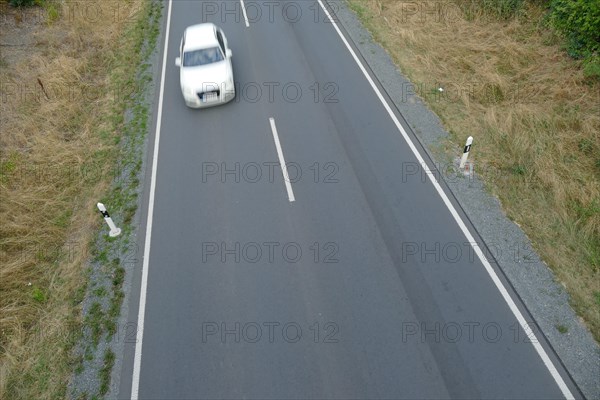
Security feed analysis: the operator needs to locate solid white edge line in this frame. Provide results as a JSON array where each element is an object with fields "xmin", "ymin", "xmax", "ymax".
[
  {"xmin": 269, "ymin": 118, "xmax": 296, "ymax": 202},
  {"xmin": 240, "ymin": 0, "xmax": 250, "ymax": 27},
  {"xmin": 130, "ymin": 0, "xmax": 173, "ymax": 398},
  {"xmin": 316, "ymin": 1, "xmax": 574, "ymax": 399}
]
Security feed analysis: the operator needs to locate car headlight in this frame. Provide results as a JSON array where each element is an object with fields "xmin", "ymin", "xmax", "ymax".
[
  {"xmin": 182, "ymin": 86, "xmax": 194, "ymax": 97},
  {"xmin": 223, "ymin": 77, "xmax": 234, "ymax": 95}
]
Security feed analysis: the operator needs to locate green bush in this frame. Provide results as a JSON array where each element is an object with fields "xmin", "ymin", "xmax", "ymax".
[
  {"xmin": 583, "ymin": 55, "xmax": 600, "ymax": 79},
  {"xmin": 548, "ymin": 0, "xmax": 600, "ymax": 78},
  {"xmin": 9, "ymin": 0, "xmax": 41, "ymax": 7}
]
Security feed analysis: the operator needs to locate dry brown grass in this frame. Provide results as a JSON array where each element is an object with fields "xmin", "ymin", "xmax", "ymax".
[
  {"xmin": 0, "ymin": 0, "xmax": 145, "ymax": 397},
  {"xmin": 348, "ymin": 0, "xmax": 600, "ymax": 339}
]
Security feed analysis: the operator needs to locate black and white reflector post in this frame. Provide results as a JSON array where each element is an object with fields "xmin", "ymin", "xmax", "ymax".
[
  {"xmin": 97, "ymin": 202, "xmax": 121, "ymax": 237},
  {"xmin": 459, "ymin": 136, "xmax": 473, "ymax": 170}
]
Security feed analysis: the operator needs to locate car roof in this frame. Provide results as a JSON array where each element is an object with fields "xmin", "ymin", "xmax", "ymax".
[{"xmin": 184, "ymin": 23, "xmax": 218, "ymax": 51}]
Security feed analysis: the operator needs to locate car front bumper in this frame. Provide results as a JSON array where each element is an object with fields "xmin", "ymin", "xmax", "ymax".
[{"xmin": 183, "ymin": 88, "xmax": 235, "ymax": 109}]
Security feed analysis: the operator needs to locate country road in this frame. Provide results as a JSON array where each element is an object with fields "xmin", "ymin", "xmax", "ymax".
[{"xmin": 117, "ymin": 1, "xmax": 582, "ymax": 398}]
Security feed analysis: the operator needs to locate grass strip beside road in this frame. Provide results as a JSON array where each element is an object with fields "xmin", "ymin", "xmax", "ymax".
[{"xmin": 0, "ymin": 0, "xmax": 160, "ymax": 397}]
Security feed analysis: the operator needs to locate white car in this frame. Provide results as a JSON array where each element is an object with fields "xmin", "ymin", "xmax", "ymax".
[{"xmin": 175, "ymin": 23, "xmax": 235, "ymax": 108}]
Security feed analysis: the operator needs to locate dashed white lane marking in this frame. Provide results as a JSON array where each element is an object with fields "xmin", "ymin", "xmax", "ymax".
[
  {"xmin": 240, "ymin": 0, "xmax": 250, "ymax": 27},
  {"xmin": 269, "ymin": 117, "xmax": 296, "ymax": 203}
]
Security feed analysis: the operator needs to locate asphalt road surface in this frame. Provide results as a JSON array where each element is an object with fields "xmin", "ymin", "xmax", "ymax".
[{"xmin": 118, "ymin": 1, "xmax": 582, "ymax": 398}]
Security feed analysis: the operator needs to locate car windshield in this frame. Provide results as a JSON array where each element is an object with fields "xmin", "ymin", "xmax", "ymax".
[{"xmin": 183, "ymin": 47, "xmax": 224, "ymax": 67}]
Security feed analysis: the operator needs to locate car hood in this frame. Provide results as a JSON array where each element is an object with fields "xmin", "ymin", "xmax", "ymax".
[{"xmin": 180, "ymin": 61, "xmax": 230, "ymax": 92}]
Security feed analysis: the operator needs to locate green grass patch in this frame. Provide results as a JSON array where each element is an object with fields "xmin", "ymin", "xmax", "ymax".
[{"xmin": 98, "ymin": 349, "xmax": 115, "ymax": 396}]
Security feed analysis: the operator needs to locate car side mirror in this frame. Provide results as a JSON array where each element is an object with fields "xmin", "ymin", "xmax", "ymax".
[
  {"xmin": 226, "ymin": 49, "xmax": 232, "ymax": 58},
  {"xmin": 175, "ymin": 57, "xmax": 181, "ymax": 67}
]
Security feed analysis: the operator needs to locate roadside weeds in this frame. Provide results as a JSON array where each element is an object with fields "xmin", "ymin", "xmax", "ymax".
[{"xmin": 0, "ymin": 0, "xmax": 161, "ymax": 398}]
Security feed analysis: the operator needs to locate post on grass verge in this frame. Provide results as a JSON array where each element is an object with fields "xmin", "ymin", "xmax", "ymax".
[
  {"xmin": 97, "ymin": 202, "xmax": 121, "ymax": 237},
  {"xmin": 459, "ymin": 136, "xmax": 473, "ymax": 170}
]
